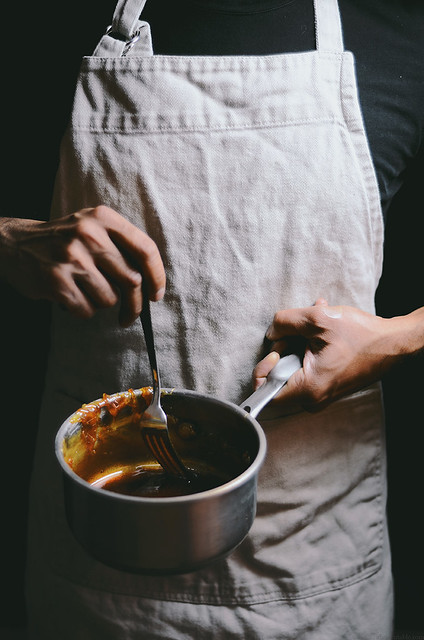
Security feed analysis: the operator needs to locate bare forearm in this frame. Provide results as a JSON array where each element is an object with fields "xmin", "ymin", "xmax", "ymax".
[
  {"xmin": 0, "ymin": 216, "xmax": 40, "ymax": 281},
  {"xmin": 385, "ymin": 307, "xmax": 424, "ymax": 360}
]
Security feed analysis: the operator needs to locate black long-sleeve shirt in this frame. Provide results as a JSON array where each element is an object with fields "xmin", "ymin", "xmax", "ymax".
[{"xmin": 141, "ymin": 0, "xmax": 424, "ymax": 220}]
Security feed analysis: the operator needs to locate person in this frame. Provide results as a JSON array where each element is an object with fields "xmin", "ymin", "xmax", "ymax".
[{"xmin": 1, "ymin": 0, "xmax": 423, "ymax": 637}]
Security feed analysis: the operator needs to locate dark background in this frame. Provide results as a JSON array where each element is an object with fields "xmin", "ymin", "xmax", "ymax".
[
  {"xmin": 375, "ymin": 157, "xmax": 424, "ymax": 635},
  {"xmin": 1, "ymin": 0, "xmax": 423, "ymax": 634}
]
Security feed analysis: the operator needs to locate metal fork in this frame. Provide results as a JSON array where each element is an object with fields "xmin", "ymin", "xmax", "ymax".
[{"xmin": 139, "ymin": 284, "xmax": 189, "ymax": 478}]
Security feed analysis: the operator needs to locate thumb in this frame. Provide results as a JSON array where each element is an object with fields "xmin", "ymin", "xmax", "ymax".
[
  {"xmin": 252, "ymin": 351, "xmax": 280, "ymax": 390},
  {"xmin": 314, "ymin": 297, "xmax": 328, "ymax": 306}
]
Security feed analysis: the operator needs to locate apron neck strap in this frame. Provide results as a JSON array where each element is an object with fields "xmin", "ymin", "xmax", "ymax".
[
  {"xmin": 92, "ymin": 0, "xmax": 151, "ymax": 57},
  {"xmin": 94, "ymin": 0, "xmax": 345, "ymax": 57},
  {"xmin": 110, "ymin": 0, "xmax": 148, "ymax": 40},
  {"xmin": 314, "ymin": 0, "xmax": 344, "ymax": 53}
]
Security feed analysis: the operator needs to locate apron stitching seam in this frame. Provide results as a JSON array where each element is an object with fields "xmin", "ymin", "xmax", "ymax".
[
  {"xmin": 53, "ymin": 559, "xmax": 382, "ymax": 604},
  {"xmin": 338, "ymin": 56, "xmax": 384, "ymax": 286},
  {"xmin": 73, "ymin": 117, "xmax": 359, "ymax": 135},
  {"xmin": 81, "ymin": 52, "xmax": 345, "ymax": 68}
]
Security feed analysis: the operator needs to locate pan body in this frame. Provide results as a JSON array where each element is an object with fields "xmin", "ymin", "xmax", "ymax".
[{"xmin": 55, "ymin": 388, "xmax": 267, "ymax": 574}]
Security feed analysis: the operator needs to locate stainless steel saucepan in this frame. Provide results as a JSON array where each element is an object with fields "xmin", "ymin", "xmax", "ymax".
[{"xmin": 55, "ymin": 354, "xmax": 301, "ymax": 575}]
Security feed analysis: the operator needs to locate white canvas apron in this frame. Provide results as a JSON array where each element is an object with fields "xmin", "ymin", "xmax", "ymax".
[{"xmin": 26, "ymin": 0, "xmax": 393, "ymax": 637}]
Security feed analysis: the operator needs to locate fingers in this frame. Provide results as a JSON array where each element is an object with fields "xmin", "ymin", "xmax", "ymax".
[
  {"xmin": 258, "ymin": 299, "xmax": 331, "ymax": 412},
  {"xmin": 252, "ymin": 351, "xmax": 280, "ymax": 390},
  {"xmin": 52, "ymin": 272, "xmax": 97, "ymax": 319},
  {"xmin": 91, "ymin": 206, "xmax": 166, "ymax": 302},
  {"xmin": 51, "ymin": 206, "xmax": 166, "ymax": 326},
  {"xmin": 78, "ymin": 224, "xmax": 144, "ymax": 325},
  {"xmin": 67, "ymin": 239, "xmax": 121, "ymax": 309},
  {"xmin": 265, "ymin": 307, "xmax": 311, "ymax": 342},
  {"xmin": 252, "ymin": 352, "xmax": 307, "ymax": 414},
  {"xmin": 46, "ymin": 240, "xmax": 119, "ymax": 319},
  {"xmin": 265, "ymin": 298, "xmax": 332, "ymax": 342}
]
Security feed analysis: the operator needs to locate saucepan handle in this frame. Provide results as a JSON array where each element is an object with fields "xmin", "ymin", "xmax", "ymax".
[{"xmin": 240, "ymin": 353, "xmax": 302, "ymax": 419}]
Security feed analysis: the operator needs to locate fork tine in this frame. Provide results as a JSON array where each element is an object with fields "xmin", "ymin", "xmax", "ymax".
[{"xmin": 143, "ymin": 429, "xmax": 188, "ymax": 477}]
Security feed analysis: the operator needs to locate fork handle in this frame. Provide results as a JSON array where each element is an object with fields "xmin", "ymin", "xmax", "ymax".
[{"xmin": 140, "ymin": 279, "xmax": 161, "ymax": 392}]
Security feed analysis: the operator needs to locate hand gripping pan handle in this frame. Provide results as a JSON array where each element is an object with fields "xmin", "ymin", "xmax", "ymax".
[{"xmin": 240, "ymin": 354, "xmax": 302, "ymax": 419}]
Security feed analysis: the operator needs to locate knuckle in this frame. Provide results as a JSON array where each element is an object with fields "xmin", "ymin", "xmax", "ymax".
[
  {"xmin": 72, "ymin": 217, "xmax": 108, "ymax": 252},
  {"xmin": 106, "ymin": 289, "xmax": 120, "ymax": 306},
  {"xmin": 75, "ymin": 306, "xmax": 96, "ymax": 319},
  {"xmin": 61, "ymin": 296, "xmax": 95, "ymax": 319},
  {"xmin": 61, "ymin": 239, "xmax": 80, "ymax": 262},
  {"xmin": 272, "ymin": 310, "xmax": 284, "ymax": 326},
  {"xmin": 95, "ymin": 288, "xmax": 120, "ymax": 308},
  {"xmin": 141, "ymin": 236, "xmax": 160, "ymax": 262},
  {"xmin": 106, "ymin": 290, "xmax": 121, "ymax": 307},
  {"xmin": 49, "ymin": 262, "xmax": 69, "ymax": 286},
  {"xmin": 74, "ymin": 216, "xmax": 97, "ymax": 240},
  {"xmin": 123, "ymin": 269, "xmax": 142, "ymax": 289},
  {"xmin": 51, "ymin": 280, "xmax": 73, "ymax": 306},
  {"xmin": 135, "ymin": 229, "xmax": 160, "ymax": 257},
  {"xmin": 48, "ymin": 272, "xmax": 95, "ymax": 318},
  {"xmin": 90, "ymin": 204, "xmax": 111, "ymax": 220},
  {"xmin": 64, "ymin": 213, "xmax": 93, "ymax": 246},
  {"xmin": 312, "ymin": 306, "xmax": 328, "ymax": 325}
]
